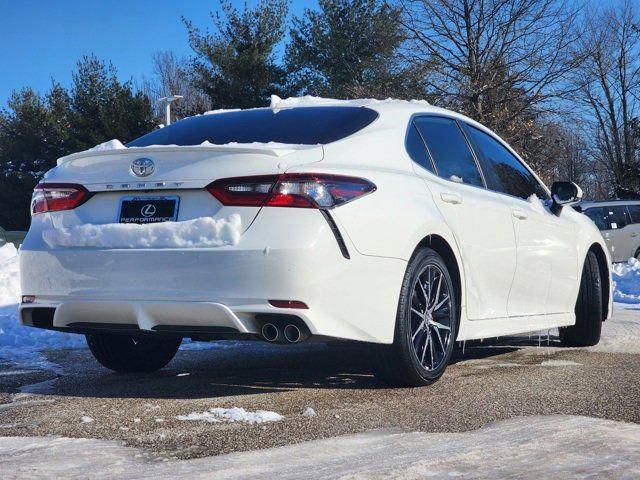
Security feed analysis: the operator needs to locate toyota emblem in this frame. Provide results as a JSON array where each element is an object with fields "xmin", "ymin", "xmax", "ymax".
[{"xmin": 131, "ymin": 158, "xmax": 155, "ymax": 177}]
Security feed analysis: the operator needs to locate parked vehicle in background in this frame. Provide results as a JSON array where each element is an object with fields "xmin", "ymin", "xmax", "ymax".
[
  {"xmin": 19, "ymin": 97, "xmax": 612, "ymax": 387},
  {"xmin": 0, "ymin": 226, "xmax": 26, "ymax": 248},
  {"xmin": 576, "ymin": 201, "xmax": 640, "ymax": 262}
]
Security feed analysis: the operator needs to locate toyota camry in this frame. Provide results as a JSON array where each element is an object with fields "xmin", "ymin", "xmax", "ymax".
[{"xmin": 19, "ymin": 97, "xmax": 612, "ymax": 386}]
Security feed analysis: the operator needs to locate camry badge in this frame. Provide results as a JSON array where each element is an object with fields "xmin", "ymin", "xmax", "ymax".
[{"xmin": 131, "ymin": 158, "xmax": 155, "ymax": 177}]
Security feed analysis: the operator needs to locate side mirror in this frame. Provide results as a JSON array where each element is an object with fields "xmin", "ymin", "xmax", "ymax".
[{"xmin": 550, "ymin": 181, "xmax": 583, "ymax": 216}]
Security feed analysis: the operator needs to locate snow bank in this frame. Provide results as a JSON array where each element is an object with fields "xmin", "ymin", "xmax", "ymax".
[
  {"xmin": 612, "ymin": 257, "xmax": 640, "ymax": 303},
  {"xmin": 43, "ymin": 215, "xmax": 242, "ymax": 249},
  {"xmin": 177, "ymin": 407, "xmax": 283, "ymax": 424},
  {"xmin": 0, "ymin": 245, "xmax": 85, "ymax": 369},
  {"xmin": 0, "ymin": 244, "xmax": 19, "ymax": 306}
]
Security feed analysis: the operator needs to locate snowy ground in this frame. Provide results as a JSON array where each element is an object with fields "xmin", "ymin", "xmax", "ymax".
[{"xmin": 1, "ymin": 415, "xmax": 638, "ymax": 480}]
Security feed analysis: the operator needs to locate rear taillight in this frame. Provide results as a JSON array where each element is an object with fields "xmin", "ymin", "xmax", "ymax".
[
  {"xmin": 207, "ymin": 174, "xmax": 376, "ymax": 209},
  {"xmin": 31, "ymin": 183, "xmax": 90, "ymax": 215}
]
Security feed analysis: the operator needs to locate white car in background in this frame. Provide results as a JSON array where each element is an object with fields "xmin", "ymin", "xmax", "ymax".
[
  {"xmin": 19, "ymin": 97, "xmax": 612, "ymax": 386},
  {"xmin": 577, "ymin": 200, "xmax": 640, "ymax": 262}
]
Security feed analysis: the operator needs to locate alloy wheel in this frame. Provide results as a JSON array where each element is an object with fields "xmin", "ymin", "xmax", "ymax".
[{"xmin": 408, "ymin": 263, "xmax": 453, "ymax": 371}]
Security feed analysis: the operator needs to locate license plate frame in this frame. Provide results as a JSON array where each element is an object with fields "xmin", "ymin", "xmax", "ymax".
[{"xmin": 117, "ymin": 196, "xmax": 180, "ymax": 224}]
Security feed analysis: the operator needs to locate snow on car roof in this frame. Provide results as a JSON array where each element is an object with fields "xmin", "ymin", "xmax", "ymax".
[{"xmin": 200, "ymin": 94, "xmax": 437, "ymax": 116}]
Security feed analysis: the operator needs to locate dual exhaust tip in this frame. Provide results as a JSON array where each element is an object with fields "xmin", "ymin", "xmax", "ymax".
[{"xmin": 261, "ymin": 323, "xmax": 308, "ymax": 343}]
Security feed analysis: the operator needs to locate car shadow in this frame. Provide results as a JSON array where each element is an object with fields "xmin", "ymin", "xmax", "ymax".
[{"xmin": 4, "ymin": 333, "xmax": 564, "ymax": 400}]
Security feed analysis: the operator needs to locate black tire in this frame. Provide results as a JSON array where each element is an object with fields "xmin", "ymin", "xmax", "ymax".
[
  {"xmin": 559, "ymin": 251, "xmax": 603, "ymax": 347},
  {"xmin": 373, "ymin": 248, "xmax": 458, "ymax": 387},
  {"xmin": 86, "ymin": 334, "xmax": 182, "ymax": 372}
]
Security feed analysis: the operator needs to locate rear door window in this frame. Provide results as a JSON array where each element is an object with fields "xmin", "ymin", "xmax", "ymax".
[
  {"xmin": 464, "ymin": 125, "xmax": 549, "ymax": 200},
  {"xmin": 603, "ymin": 206, "xmax": 630, "ymax": 230},
  {"xmin": 413, "ymin": 116, "xmax": 484, "ymax": 187}
]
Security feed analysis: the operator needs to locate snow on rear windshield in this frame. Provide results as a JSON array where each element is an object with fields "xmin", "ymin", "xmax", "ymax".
[{"xmin": 127, "ymin": 106, "xmax": 379, "ymax": 147}]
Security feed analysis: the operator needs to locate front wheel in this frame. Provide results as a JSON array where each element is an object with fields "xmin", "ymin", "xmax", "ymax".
[
  {"xmin": 559, "ymin": 251, "xmax": 603, "ymax": 347},
  {"xmin": 373, "ymin": 248, "xmax": 457, "ymax": 386},
  {"xmin": 86, "ymin": 334, "xmax": 182, "ymax": 372}
]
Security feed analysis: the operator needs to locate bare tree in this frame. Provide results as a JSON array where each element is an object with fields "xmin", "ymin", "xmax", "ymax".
[
  {"xmin": 399, "ymin": 0, "xmax": 580, "ymax": 135},
  {"xmin": 571, "ymin": 1, "xmax": 640, "ymax": 198},
  {"xmin": 142, "ymin": 51, "xmax": 211, "ymax": 123}
]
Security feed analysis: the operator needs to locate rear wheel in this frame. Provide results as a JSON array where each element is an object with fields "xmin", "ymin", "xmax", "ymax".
[
  {"xmin": 559, "ymin": 251, "xmax": 603, "ymax": 347},
  {"xmin": 86, "ymin": 334, "xmax": 182, "ymax": 372},
  {"xmin": 373, "ymin": 248, "xmax": 457, "ymax": 386}
]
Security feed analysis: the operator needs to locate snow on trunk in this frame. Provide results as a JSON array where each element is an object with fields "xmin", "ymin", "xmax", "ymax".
[{"xmin": 42, "ymin": 215, "xmax": 242, "ymax": 249}]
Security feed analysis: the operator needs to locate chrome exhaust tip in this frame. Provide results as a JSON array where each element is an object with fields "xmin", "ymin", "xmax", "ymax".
[
  {"xmin": 283, "ymin": 324, "xmax": 302, "ymax": 343},
  {"xmin": 261, "ymin": 323, "xmax": 279, "ymax": 342}
]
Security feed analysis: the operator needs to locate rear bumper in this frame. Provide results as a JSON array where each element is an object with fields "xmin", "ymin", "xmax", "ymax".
[{"xmin": 20, "ymin": 208, "xmax": 407, "ymax": 343}]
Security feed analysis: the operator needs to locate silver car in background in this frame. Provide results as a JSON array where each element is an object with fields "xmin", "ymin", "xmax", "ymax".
[
  {"xmin": 0, "ymin": 226, "xmax": 26, "ymax": 249},
  {"xmin": 577, "ymin": 200, "xmax": 640, "ymax": 262}
]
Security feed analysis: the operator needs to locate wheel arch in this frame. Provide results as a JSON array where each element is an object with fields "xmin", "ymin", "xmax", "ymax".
[
  {"xmin": 413, "ymin": 234, "xmax": 463, "ymax": 338},
  {"xmin": 587, "ymin": 242, "xmax": 610, "ymax": 321}
]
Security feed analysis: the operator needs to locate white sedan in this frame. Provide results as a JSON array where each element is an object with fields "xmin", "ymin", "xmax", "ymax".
[{"xmin": 19, "ymin": 97, "xmax": 611, "ymax": 386}]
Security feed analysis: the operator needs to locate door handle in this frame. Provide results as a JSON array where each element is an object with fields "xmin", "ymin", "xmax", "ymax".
[
  {"xmin": 631, "ymin": 233, "xmax": 638, "ymax": 238},
  {"xmin": 440, "ymin": 192, "xmax": 463, "ymax": 205},
  {"xmin": 512, "ymin": 209, "xmax": 528, "ymax": 220}
]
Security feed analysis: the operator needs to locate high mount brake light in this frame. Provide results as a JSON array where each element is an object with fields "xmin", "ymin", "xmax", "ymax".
[
  {"xmin": 207, "ymin": 174, "xmax": 376, "ymax": 209},
  {"xmin": 31, "ymin": 183, "xmax": 91, "ymax": 215}
]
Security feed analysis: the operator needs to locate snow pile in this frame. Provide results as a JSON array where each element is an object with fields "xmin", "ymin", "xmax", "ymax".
[
  {"xmin": 177, "ymin": 407, "xmax": 283, "ymax": 424},
  {"xmin": 0, "ymin": 244, "xmax": 85, "ymax": 369},
  {"xmin": 43, "ymin": 215, "xmax": 242, "ymax": 249},
  {"xmin": 303, "ymin": 407, "xmax": 317, "ymax": 417},
  {"xmin": 269, "ymin": 94, "xmax": 431, "ymax": 110},
  {"xmin": 527, "ymin": 194, "xmax": 549, "ymax": 214},
  {"xmin": 86, "ymin": 139, "xmax": 126, "ymax": 152},
  {"xmin": 0, "ymin": 244, "xmax": 20, "ymax": 306},
  {"xmin": 612, "ymin": 257, "xmax": 640, "ymax": 303},
  {"xmin": 269, "ymin": 94, "xmax": 376, "ymax": 110}
]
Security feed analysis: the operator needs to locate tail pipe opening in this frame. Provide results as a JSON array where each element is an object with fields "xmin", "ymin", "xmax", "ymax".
[{"xmin": 257, "ymin": 315, "xmax": 311, "ymax": 343}]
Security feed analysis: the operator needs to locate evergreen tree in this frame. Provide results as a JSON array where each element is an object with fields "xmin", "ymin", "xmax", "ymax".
[
  {"xmin": 0, "ymin": 88, "xmax": 61, "ymax": 229},
  {"xmin": 68, "ymin": 56, "xmax": 155, "ymax": 152},
  {"xmin": 286, "ymin": 0, "xmax": 423, "ymax": 98},
  {"xmin": 184, "ymin": 0, "xmax": 289, "ymax": 109},
  {"xmin": 0, "ymin": 57, "xmax": 155, "ymax": 229}
]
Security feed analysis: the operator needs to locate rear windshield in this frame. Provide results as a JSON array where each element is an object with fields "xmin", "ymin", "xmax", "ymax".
[{"xmin": 127, "ymin": 106, "xmax": 379, "ymax": 147}]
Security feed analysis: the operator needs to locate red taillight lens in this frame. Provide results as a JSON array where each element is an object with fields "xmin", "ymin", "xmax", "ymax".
[
  {"xmin": 207, "ymin": 174, "xmax": 376, "ymax": 209},
  {"xmin": 31, "ymin": 183, "xmax": 90, "ymax": 215},
  {"xmin": 206, "ymin": 175, "xmax": 279, "ymax": 207}
]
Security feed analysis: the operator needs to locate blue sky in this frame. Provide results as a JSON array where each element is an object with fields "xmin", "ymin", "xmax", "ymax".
[{"xmin": 0, "ymin": 0, "xmax": 314, "ymax": 106}]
